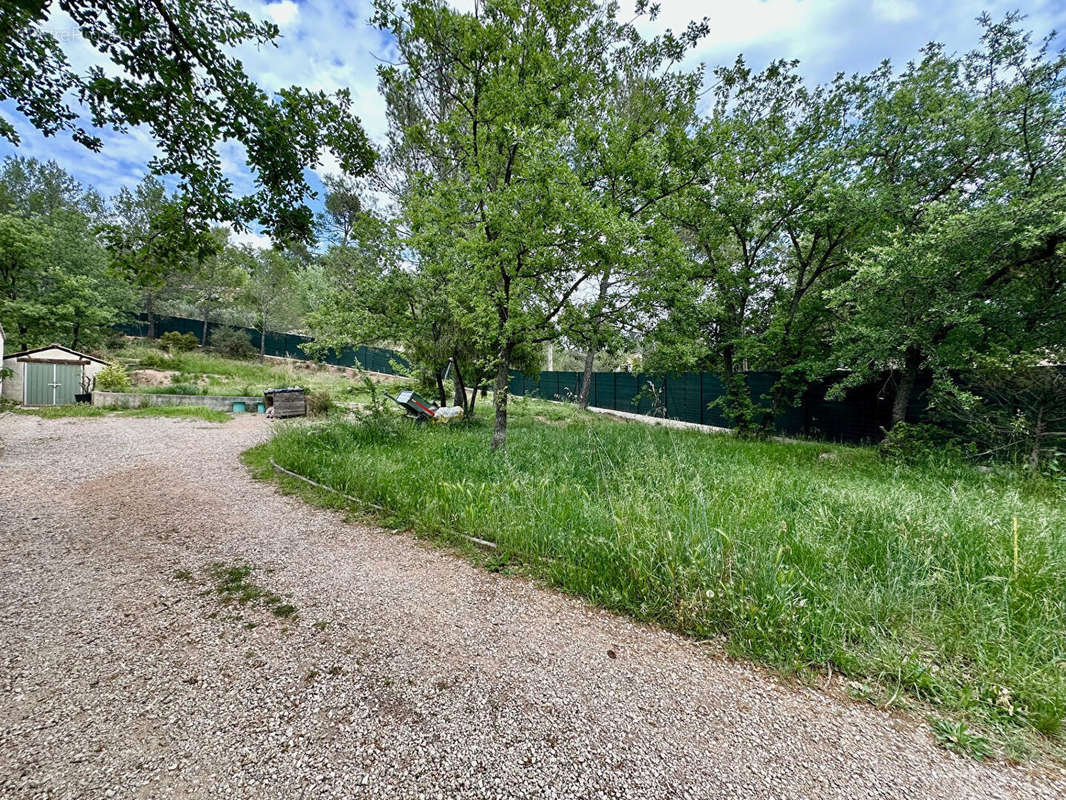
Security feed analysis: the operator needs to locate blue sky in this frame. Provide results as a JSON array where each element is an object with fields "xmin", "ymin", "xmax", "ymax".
[{"xmin": 2, "ymin": 0, "xmax": 1064, "ymax": 247}]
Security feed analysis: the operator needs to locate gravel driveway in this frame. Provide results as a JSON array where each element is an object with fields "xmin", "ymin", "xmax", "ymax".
[{"xmin": 0, "ymin": 413, "xmax": 1062, "ymax": 799}]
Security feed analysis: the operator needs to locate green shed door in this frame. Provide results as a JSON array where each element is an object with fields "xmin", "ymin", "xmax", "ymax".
[
  {"xmin": 24, "ymin": 363, "xmax": 53, "ymax": 405},
  {"xmin": 54, "ymin": 364, "xmax": 80, "ymax": 405},
  {"xmin": 24, "ymin": 363, "xmax": 81, "ymax": 405}
]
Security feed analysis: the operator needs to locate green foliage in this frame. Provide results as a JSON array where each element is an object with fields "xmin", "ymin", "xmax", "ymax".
[
  {"xmin": 145, "ymin": 383, "xmax": 204, "ymax": 396},
  {"xmin": 94, "ymin": 364, "xmax": 130, "ymax": 392},
  {"xmin": 241, "ymin": 249, "xmax": 300, "ymax": 356},
  {"xmin": 109, "ymin": 342, "xmax": 380, "ymax": 401},
  {"xmin": 134, "ymin": 350, "xmax": 174, "ymax": 370},
  {"xmin": 878, "ymin": 422, "xmax": 970, "ymax": 465},
  {"xmin": 931, "ymin": 364, "xmax": 1066, "ymax": 475},
  {"xmin": 209, "ymin": 326, "xmax": 256, "ymax": 360},
  {"xmin": 102, "ymin": 177, "xmax": 219, "ymax": 315},
  {"xmin": 252, "ymin": 401, "xmax": 1066, "ymax": 753},
  {"xmin": 206, "ymin": 563, "xmax": 297, "ymax": 617},
  {"xmin": 306, "ymin": 389, "xmax": 334, "ymax": 417},
  {"xmin": 824, "ymin": 17, "xmax": 1066, "ymax": 423},
  {"xmin": 0, "ymin": 158, "xmax": 131, "ymax": 352},
  {"xmin": 931, "ymin": 718, "xmax": 992, "ymax": 760},
  {"xmin": 0, "ymin": 0, "xmax": 374, "ymax": 243},
  {"xmin": 159, "ymin": 331, "xmax": 200, "ymax": 353},
  {"xmin": 364, "ymin": 0, "xmax": 707, "ymax": 448}
]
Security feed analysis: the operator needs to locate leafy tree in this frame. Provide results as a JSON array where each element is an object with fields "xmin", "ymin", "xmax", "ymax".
[
  {"xmin": 829, "ymin": 15, "xmax": 1066, "ymax": 426},
  {"xmin": 103, "ymin": 176, "xmax": 216, "ymax": 338},
  {"xmin": 563, "ymin": 27, "xmax": 707, "ymax": 408},
  {"xmin": 0, "ymin": 158, "xmax": 129, "ymax": 350},
  {"xmin": 1, "ymin": 0, "xmax": 376, "ymax": 242},
  {"xmin": 185, "ymin": 228, "xmax": 250, "ymax": 344},
  {"xmin": 654, "ymin": 59, "xmax": 858, "ymax": 432},
  {"xmin": 932, "ymin": 361, "xmax": 1066, "ymax": 474},
  {"xmin": 0, "ymin": 155, "xmax": 102, "ymax": 218},
  {"xmin": 317, "ymin": 174, "xmax": 368, "ymax": 247},
  {"xmin": 307, "ymin": 194, "xmax": 500, "ymax": 412},
  {"xmin": 242, "ymin": 248, "xmax": 299, "ymax": 359},
  {"xmin": 374, "ymin": 0, "xmax": 704, "ymax": 448},
  {"xmin": 0, "ymin": 213, "xmax": 47, "ymax": 348}
]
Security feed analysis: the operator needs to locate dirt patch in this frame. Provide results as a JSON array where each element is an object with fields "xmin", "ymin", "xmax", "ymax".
[{"xmin": 129, "ymin": 368, "xmax": 181, "ymax": 387}]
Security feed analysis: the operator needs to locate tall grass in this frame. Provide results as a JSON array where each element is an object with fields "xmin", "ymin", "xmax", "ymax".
[{"xmin": 248, "ymin": 400, "xmax": 1066, "ymax": 755}]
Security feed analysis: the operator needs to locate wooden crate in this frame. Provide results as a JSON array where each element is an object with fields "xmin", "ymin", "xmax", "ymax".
[{"xmin": 265, "ymin": 388, "xmax": 306, "ymax": 418}]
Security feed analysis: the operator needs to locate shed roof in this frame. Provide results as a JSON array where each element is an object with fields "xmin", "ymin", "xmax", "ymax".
[{"xmin": 2, "ymin": 343, "xmax": 109, "ymax": 364}]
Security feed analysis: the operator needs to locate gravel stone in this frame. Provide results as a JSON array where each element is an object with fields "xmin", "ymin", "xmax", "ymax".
[{"xmin": 0, "ymin": 413, "xmax": 1062, "ymax": 799}]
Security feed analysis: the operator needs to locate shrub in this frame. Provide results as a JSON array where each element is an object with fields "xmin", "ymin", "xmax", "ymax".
[
  {"xmin": 878, "ymin": 421, "xmax": 969, "ymax": 463},
  {"xmin": 307, "ymin": 389, "xmax": 334, "ymax": 417},
  {"xmin": 136, "ymin": 351, "xmax": 173, "ymax": 370},
  {"xmin": 209, "ymin": 326, "xmax": 256, "ymax": 359},
  {"xmin": 149, "ymin": 383, "xmax": 201, "ymax": 395},
  {"xmin": 159, "ymin": 331, "xmax": 200, "ymax": 352},
  {"xmin": 104, "ymin": 329, "xmax": 128, "ymax": 349},
  {"xmin": 94, "ymin": 364, "xmax": 130, "ymax": 392}
]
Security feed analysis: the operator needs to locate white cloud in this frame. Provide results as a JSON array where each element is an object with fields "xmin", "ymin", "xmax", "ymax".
[
  {"xmin": 264, "ymin": 1, "xmax": 300, "ymax": 27},
  {"xmin": 227, "ymin": 225, "xmax": 274, "ymax": 250},
  {"xmin": 871, "ymin": 0, "xmax": 921, "ymax": 23}
]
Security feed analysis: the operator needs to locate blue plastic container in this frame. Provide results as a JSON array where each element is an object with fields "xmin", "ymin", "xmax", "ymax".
[
  {"xmin": 257, "ymin": 402, "xmax": 266, "ymax": 414},
  {"xmin": 232, "ymin": 401, "xmax": 246, "ymax": 413}
]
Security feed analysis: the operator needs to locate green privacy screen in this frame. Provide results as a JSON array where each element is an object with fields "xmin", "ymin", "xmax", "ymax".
[
  {"xmin": 116, "ymin": 315, "xmax": 409, "ymax": 376},
  {"xmin": 119, "ymin": 314, "xmax": 914, "ymax": 442}
]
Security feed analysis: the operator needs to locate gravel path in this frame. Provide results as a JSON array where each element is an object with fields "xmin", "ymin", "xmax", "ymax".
[{"xmin": 1, "ymin": 413, "xmax": 1062, "ymax": 799}]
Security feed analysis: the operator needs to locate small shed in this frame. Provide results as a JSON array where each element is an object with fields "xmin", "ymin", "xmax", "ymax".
[
  {"xmin": 1, "ymin": 344, "xmax": 109, "ymax": 406},
  {"xmin": 264, "ymin": 387, "xmax": 307, "ymax": 418}
]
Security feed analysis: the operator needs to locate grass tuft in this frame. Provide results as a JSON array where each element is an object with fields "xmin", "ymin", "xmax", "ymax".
[
  {"xmin": 15, "ymin": 404, "xmax": 109, "ymax": 418},
  {"xmin": 205, "ymin": 562, "xmax": 297, "ymax": 619},
  {"xmin": 14, "ymin": 404, "xmax": 230, "ymax": 423},
  {"xmin": 932, "ymin": 718, "xmax": 993, "ymax": 760},
  {"xmin": 117, "ymin": 406, "xmax": 230, "ymax": 423}
]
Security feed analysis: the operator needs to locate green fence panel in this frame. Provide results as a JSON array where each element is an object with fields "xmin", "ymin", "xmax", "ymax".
[
  {"xmin": 119, "ymin": 315, "xmax": 953, "ymax": 442},
  {"xmin": 121, "ymin": 314, "xmax": 410, "ymax": 375},
  {"xmin": 591, "ymin": 372, "xmax": 613, "ymax": 409},
  {"xmin": 664, "ymin": 373, "xmax": 700, "ymax": 423},
  {"xmin": 698, "ymin": 373, "xmax": 728, "ymax": 427}
]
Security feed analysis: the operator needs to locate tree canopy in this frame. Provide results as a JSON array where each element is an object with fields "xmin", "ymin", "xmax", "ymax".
[{"xmin": 0, "ymin": 0, "xmax": 376, "ymax": 242}]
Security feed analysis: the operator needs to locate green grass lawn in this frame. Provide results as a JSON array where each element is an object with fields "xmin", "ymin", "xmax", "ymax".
[
  {"xmin": 106, "ymin": 342, "xmax": 379, "ymax": 402},
  {"xmin": 246, "ymin": 397, "xmax": 1066, "ymax": 761},
  {"xmin": 15, "ymin": 404, "xmax": 231, "ymax": 423}
]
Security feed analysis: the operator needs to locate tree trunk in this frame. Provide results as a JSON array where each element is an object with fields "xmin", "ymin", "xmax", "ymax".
[
  {"xmin": 71, "ymin": 319, "xmax": 80, "ymax": 351},
  {"xmin": 578, "ymin": 269, "xmax": 611, "ymax": 410},
  {"xmin": 1029, "ymin": 407, "xmax": 1045, "ymax": 474},
  {"xmin": 260, "ymin": 326, "xmax": 266, "ymax": 361},
  {"xmin": 435, "ymin": 371, "xmax": 447, "ymax": 407},
  {"xmin": 201, "ymin": 308, "xmax": 210, "ymax": 346},
  {"xmin": 451, "ymin": 357, "xmax": 468, "ymax": 412},
  {"xmin": 491, "ymin": 350, "xmax": 511, "ymax": 451},
  {"xmin": 890, "ymin": 345, "xmax": 922, "ymax": 428},
  {"xmin": 145, "ymin": 292, "xmax": 155, "ymax": 339},
  {"xmin": 578, "ymin": 348, "xmax": 596, "ymax": 409}
]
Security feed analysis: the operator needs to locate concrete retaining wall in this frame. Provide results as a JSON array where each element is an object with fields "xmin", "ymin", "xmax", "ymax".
[{"xmin": 93, "ymin": 391, "xmax": 262, "ymax": 412}]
